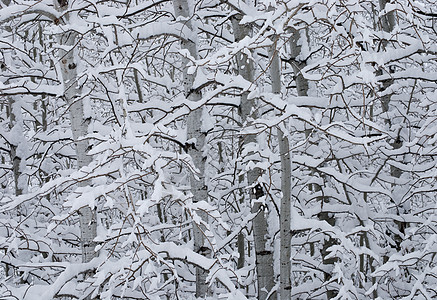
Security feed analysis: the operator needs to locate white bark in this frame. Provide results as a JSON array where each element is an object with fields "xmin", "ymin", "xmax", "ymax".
[
  {"xmin": 54, "ymin": 0, "xmax": 97, "ymax": 264},
  {"xmin": 269, "ymin": 41, "xmax": 292, "ymax": 299},
  {"xmin": 379, "ymin": 0, "xmax": 395, "ymax": 120},
  {"xmin": 172, "ymin": 0, "xmax": 209, "ymax": 297},
  {"xmin": 288, "ymin": 29, "xmax": 308, "ymax": 98},
  {"xmin": 231, "ymin": 15, "xmax": 276, "ymax": 300},
  {"xmin": 8, "ymin": 98, "xmax": 23, "ymax": 196}
]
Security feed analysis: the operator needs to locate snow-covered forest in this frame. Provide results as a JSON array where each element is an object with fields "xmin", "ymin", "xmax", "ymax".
[{"xmin": 1, "ymin": 0, "xmax": 437, "ymax": 299}]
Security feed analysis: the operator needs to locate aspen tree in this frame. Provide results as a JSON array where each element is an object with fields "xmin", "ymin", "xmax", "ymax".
[
  {"xmin": 54, "ymin": 0, "xmax": 97, "ymax": 264},
  {"xmin": 173, "ymin": 0, "xmax": 209, "ymax": 296},
  {"xmin": 269, "ymin": 37, "xmax": 292, "ymax": 299},
  {"xmin": 231, "ymin": 14, "xmax": 276, "ymax": 300}
]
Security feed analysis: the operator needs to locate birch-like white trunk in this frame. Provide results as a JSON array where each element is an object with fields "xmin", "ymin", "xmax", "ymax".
[
  {"xmin": 8, "ymin": 98, "xmax": 23, "ymax": 197},
  {"xmin": 5, "ymin": 97, "xmax": 23, "ymax": 279},
  {"xmin": 172, "ymin": 0, "xmax": 209, "ymax": 296},
  {"xmin": 231, "ymin": 15, "xmax": 276, "ymax": 300},
  {"xmin": 288, "ymin": 29, "xmax": 308, "ymax": 97},
  {"xmin": 269, "ymin": 41, "xmax": 292, "ymax": 299},
  {"xmin": 54, "ymin": 0, "xmax": 97, "ymax": 264}
]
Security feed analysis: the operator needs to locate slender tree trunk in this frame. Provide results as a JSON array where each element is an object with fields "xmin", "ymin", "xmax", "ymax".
[
  {"xmin": 288, "ymin": 29, "xmax": 309, "ymax": 98},
  {"xmin": 289, "ymin": 28, "xmax": 337, "ymax": 298},
  {"xmin": 8, "ymin": 98, "xmax": 23, "ymax": 197},
  {"xmin": 231, "ymin": 15, "xmax": 276, "ymax": 300},
  {"xmin": 5, "ymin": 97, "xmax": 23, "ymax": 279},
  {"xmin": 379, "ymin": 0, "xmax": 396, "ymax": 34},
  {"xmin": 269, "ymin": 40, "xmax": 292, "ymax": 299},
  {"xmin": 54, "ymin": 0, "xmax": 97, "ymax": 265},
  {"xmin": 172, "ymin": 0, "xmax": 209, "ymax": 297}
]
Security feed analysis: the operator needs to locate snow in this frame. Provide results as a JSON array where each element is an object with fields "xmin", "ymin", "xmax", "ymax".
[{"xmin": 2, "ymin": 1, "xmax": 437, "ymax": 299}]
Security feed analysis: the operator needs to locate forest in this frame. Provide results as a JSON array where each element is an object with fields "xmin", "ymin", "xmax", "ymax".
[{"xmin": 1, "ymin": 0, "xmax": 437, "ymax": 299}]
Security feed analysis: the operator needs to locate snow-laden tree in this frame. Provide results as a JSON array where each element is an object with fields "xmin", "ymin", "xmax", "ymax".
[
  {"xmin": 2, "ymin": 0, "xmax": 437, "ymax": 299},
  {"xmin": 0, "ymin": 0, "xmax": 246, "ymax": 299}
]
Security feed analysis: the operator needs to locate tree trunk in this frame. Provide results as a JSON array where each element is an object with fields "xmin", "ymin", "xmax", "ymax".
[
  {"xmin": 289, "ymin": 28, "xmax": 337, "ymax": 298},
  {"xmin": 172, "ymin": 0, "xmax": 209, "ymax": 297},
  {"xmin": 8, "ymin": 98, "xmax": 23, "ymax": 197},
  {"xmin": 231, "ymin": 14, "xmax": 276, "ymax": 300},
  {"xmin": 54, "ymin": 0, "xmax": 97, "ymax": 264},
  {"xmin": 269, "ymin": 40, "xmax": 292, "ymax": 299}
]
